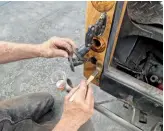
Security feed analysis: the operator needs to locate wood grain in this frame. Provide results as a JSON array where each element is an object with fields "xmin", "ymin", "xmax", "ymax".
[
  {"xmin": 84, "ymin": 1, "xmax": 127, "ymax": 86},
  {"xmin": 84, "ymin": 1, "xmax": 116, "ymax": 86}
]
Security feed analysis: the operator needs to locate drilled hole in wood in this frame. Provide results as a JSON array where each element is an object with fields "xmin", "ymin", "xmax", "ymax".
[
  {"xmin": 90, "ymin": 57, "xmax": 97, "ymax": 64},
  {"xmin": 91, "ymin": 38, "xmax": 105, "ymax": 53},
  {"xmin": 93, "ymin": 39, "xmax": 101, "ymax": 47}
]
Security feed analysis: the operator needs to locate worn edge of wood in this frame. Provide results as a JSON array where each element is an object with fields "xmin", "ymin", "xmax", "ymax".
[{"xmin": 109, "ymin": 1, "xmax": 128, "ymax": 64}]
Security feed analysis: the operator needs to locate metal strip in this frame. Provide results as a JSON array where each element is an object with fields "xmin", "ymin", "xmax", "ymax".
[
  {"xmin": 104, "ymin": 66, "xmax": 163, "ymax": 105},
  {"xmin": 94, "ymin": 104, "xmax": 143, "ymax": 131}
]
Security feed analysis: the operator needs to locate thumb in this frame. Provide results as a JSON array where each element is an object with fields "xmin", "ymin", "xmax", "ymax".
[{"xmin": 54, "ymin": 49, "xmax": 68, "ymax": 58}]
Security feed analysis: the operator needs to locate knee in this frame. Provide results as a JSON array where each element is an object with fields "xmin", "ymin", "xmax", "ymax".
[
  {"xmin": 35, "ymin": 92, "xmax": 54, "ymax": 108},
  {"xmin": 44, "ymin": 93, "xmax": 54, "ymax": 108},
  {"xmin": 25, "ymin": 92, "xmax": 55, "ymax": 109}
]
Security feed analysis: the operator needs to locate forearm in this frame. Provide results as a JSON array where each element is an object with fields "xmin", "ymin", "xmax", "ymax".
[
  {"xmin": 0, "ymin": 41, "xmax": 42, "ymax": 64},
  {"xmin": 52, "ymin": 117, "xmax": 80, "ymax": 131}
]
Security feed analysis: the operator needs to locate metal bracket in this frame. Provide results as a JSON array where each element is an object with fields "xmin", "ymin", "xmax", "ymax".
[
  {"xmin": 68, "ymin": 13, "xmax": 107, "ymax": 72},
  {"xmin": 85, "ymin": 13, "xmax": 107, "ymax": 47},
  {"xmin": 94, "ymin": 103, "xmax": 143, "ymax": 131}
]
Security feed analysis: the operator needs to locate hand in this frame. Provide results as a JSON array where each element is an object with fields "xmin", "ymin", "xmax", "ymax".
[
  {"xmin": 54, "ymin": 80, "xmax": 94, "ymax": 131},
  {"xmin": 39, "ymin": 36, "xmax": 76, "ymax": 58}
]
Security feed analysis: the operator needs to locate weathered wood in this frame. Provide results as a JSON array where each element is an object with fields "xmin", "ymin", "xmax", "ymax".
[
  {"xmin": 84, "ymin": 1, "xmax": 116, "ymax": 85},
  {"xmin": 84, "ymin": 1, "xmax": 127, "ymax": 86},
  {"xmin": 109, "ymin": 1, "xmax": 128, "ymax": 64}
]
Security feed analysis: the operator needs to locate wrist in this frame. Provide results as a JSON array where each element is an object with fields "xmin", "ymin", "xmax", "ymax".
[
  {"xmin": 37, "ymin": 42, "xmax": 53, "ymax": 58},
  {"xmin": 35, "ymin": 44, "xmax": 47, "ymax": 57},
  {"xmin": 32, "ymin": 44, "xmax": 42, "ymax": 57}
]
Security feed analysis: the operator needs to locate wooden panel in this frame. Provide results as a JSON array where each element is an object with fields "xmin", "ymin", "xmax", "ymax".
[{"xmin": 84, "ymin": 1, "xmax": 116, "ymax": 85}]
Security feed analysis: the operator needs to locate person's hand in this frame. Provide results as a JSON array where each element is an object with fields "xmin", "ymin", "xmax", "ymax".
[
  {"xmin": 53, "ymin": 80, "xmax": 94, "ymax": 131},
  {"xmin": 39, "ymin": 36, "xmax": 76, "ymax": 58}
]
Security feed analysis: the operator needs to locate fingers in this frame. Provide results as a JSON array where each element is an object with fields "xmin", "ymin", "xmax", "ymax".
[
  {"xmin": 85, "ymin": 84, "xmax": 94, "ymax": 108},
  {"xmin": 75, "ymin": 80, "xmax": 87, "ymax": 100},
  {"xmin": 50, "ymin": 37, "xmax": 76, "ymax": 56},
  {"xmin": 65, "ymin": 80, "xmax": 93, "ymax": 104},
  {"xmin": 61, "ymin": 38, "xmax": 77, "ymax": 50},
  {"xmin": 54, "ymin": 49, "xmax": 68, "ymax": 58},
  {"xmin": 65, "ymin": 86, "xmax": 79, "ymax": 101},
  {"xmin": 54, "ymin": 40, "xmax": 73, "ymax": 55}
]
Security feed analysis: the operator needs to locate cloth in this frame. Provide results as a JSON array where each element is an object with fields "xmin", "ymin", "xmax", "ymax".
[
  {"xmin": 0, "ymin": 92, "xmax": 95, "ymax": 131},
  {"xmin": 0, "ymin": 92, "xmax": 54, "ymax": 131}
]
